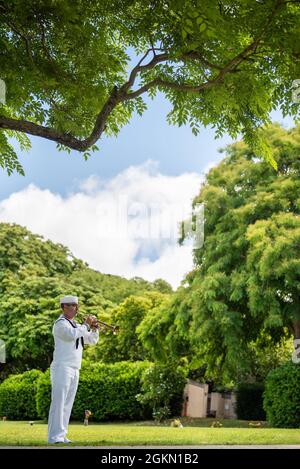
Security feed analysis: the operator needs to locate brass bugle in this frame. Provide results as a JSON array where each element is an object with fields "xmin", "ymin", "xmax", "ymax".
[
  {"xmin": 77, "ymin": 311, "xmax": 118, "ymax": 334},
  {"xmin": 93, "ymin": 319, "xmax": 119, "ymax": 334}
]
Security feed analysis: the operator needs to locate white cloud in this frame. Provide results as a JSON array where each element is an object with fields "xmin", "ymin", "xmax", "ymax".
[{"xmin": 0, "ymin": 160, "xmax": 203, "ymax": 289}]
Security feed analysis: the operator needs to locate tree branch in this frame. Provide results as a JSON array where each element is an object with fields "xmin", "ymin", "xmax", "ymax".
[
  {"xmin": 2, "ymin": 18, "xmax": 34, "ymax": 64},
  {"xmin": 119, "ymin": 51, "xmax": 169, "ymax": 95},
  {"xmin": 181, "ymin": 51, "xmax": 223, "ymax": 71},
  {"xmin": 0, "ymin": 0, "xmax": 288, "ymax": 152}
]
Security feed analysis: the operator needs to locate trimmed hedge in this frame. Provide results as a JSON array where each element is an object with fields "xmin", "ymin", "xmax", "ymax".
[
  {"xmin": 35, "ymin": 368, "xmax": 51, "ymax": 420},
  {"xmin": 263, "ymin": 361, "xmax": 300, "ymax": 428},
  {"xmin": 36, "ymin": 361, "xmax": 152, "ymax": 421},
  {"xmin": 0, "ymin": 369, "xmax": 43, "ymax": 420},
  {"xmin": 236, "ymin": 382, "xmax": 266, "ymax": 420},
  {"xmin": 1, "ymin": 361, "xmax": 187, "ymax": 422}
]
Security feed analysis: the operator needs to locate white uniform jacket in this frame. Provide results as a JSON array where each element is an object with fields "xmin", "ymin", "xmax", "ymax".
[{"xmin": 51, "ymin": 315, "xmax": 99, "ymax": 369}]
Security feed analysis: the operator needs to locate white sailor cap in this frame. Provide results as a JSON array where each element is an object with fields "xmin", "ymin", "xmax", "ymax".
[{"xmin": 60, "ymin": 295, "xmax": 79, "ymax": 304}]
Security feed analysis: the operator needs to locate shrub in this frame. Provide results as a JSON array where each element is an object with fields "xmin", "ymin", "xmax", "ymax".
[
  {"xmin": 236, "ymin": 382, "xmax": 266, "ymax": 420},
  {"xmin": 36, "ymin": 361, "xmax": 152, "ymax": 421},
  {"xmin": 36, "ymin": 368, "xmax": 51, "ymax": 419},
  {"xmin": 136, "ymin": 363, "xmax": 187, "ymax": 421},
  {"xmin": 0, "ymin": 369, "xmax": 43, "ymax": 420},
  {"xmin": 263, "ymin": 361, "xmax": 300, "ymax": 428}
]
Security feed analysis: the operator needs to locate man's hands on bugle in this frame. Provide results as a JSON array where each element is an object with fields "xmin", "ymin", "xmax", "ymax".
[{"xmin": 84, "ymin": 315, "xmax": 99, "ymax": 330}]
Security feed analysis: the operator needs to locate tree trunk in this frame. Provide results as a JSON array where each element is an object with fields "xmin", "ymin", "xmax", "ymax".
[{"xmin": 292, "ymin": 321, "xmax": 300, "ymax": 340}]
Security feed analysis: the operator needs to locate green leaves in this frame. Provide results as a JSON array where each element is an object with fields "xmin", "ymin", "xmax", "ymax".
[
  {"xmin": 199, "ymin": 22, "xmax": 207, "ymax": 33},
  {"xmin": 0, "ymin": 131, "xmax": 25, "ymax": 176},
  {"xmin": 263, "ymin": 362, "xmax": 300, "ymax": 428},
  {"xmin": 136, "ymin": 362, "xmax": 187, "ymax": 421},
  {"xmin": 168, "ymin": 123, "xmax": 300, "ymax": 382},
  {"xmin": 243, "ymin": 128, "xmax": 278, "ymax": 171},
  {"xmin": 0, "ymin": 370, "xmax": 43, "ymax": 419},
  {"xmin": 0, "ymin": 0, "xmax": 299, "ymax": 173}
]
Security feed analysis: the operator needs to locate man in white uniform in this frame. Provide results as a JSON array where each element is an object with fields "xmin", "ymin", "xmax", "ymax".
[{"xmin": 47, "ymin": 295, "xmax": 99, "ymax": 444}]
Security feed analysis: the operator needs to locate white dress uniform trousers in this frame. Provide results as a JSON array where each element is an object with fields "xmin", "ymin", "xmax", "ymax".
[{"xmin": 47, "ymin": 316, "xmax": 99, "ymax": 443}]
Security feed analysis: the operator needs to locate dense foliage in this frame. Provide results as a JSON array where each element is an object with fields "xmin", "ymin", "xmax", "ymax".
[
  {"xmin": 87, "ymin": 292, "xmax": 169, "ymax": 363},
  {"xmin": 142, "ymin": 123, "xmax": 300, "ymax": 383},
  {"xmin": 136, "ymin": 362, "xmax": 188, "ymax": 421},
  {"xmin": 0, "ymin": 369, "xmax": 43, "ymax": 419},
  {"xmin": 263, "ymin": 361, "xmax": 300, "ymax": 428},
  {"xmin": 236, "ymin": 382, "xmax": 266, "ymax": 421}
]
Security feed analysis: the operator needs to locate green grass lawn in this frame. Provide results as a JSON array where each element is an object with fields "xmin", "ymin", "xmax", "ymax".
[{"xmin": 0, "ymin": 419, "xmax": 299, "ymax": 446}]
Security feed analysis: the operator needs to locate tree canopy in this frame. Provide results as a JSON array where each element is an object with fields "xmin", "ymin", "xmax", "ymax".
[
  {"xmin": 156, "ymin": 122, "xmax": 300, "ymax": 382},
  {"xmin": 86, "ymin": 291, "xmax": 169, "ymax": 364},
  {"xmin": 0, "ymin": 0, "xmax": 299, "ymax": 174}
]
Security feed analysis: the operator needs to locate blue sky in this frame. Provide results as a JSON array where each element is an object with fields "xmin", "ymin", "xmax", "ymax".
[
  {"xmin": 0, "ymin": 92, "xmax": 234, "ymax": 199},
  {"xmin": 0, "ymin": 84, "xmax": 296, "ymax": 288},
  {"xmin": 1, "ymin": 95, "xmax": 295, "ymax": 199}
]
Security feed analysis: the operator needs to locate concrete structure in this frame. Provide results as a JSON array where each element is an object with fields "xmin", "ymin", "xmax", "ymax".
[
  {"xmin": 182, "ymin": 380, "xmax": 237, "ymax": 419},
  {"xmin": 208, "ymin": 392, "xmax": 237, "ymax": 419},
  {"xmin": 182, "ymin": 380, "xmax": 208, "ymax": 418}
]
